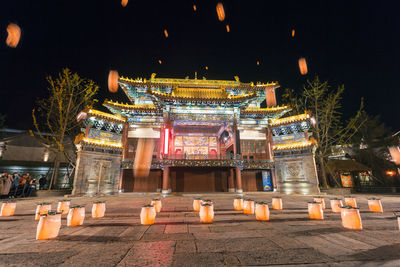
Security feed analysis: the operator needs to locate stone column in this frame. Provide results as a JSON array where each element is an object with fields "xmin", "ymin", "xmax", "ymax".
[
  {"xmin": 228, "ymin": 168, "xmax": 235, "ymax": 192},
  {"xmin": 162, "ymin": 166, "xmax": 170, "ymax": 195},
  {"xmin": 265, "ymin": 127, "xmax": 277, "ymax": 191},
  {"xmin": 119, "ymin": 123, "xmax": 129, "ymax": 192},
  {"xmin": 235, "ymin": 166, "xmax": 243, "ymax": 193}
]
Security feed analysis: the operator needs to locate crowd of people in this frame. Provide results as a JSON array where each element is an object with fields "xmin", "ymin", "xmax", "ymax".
[{"xmin": 0, "ymin": 173, "xmax": 47, "ymax": 199}]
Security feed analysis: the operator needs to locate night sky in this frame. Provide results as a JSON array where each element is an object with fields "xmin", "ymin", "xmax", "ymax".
[{"xmin": 1, "ymin": 1, "xmax": 399, "ymax": 130}]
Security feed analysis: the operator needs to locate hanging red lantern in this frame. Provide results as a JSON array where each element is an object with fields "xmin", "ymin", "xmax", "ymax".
[
  {"xmin": 121, "ymin": 0, "xmax": 128, "ymax": 7},
  {"xmin": 216, "ymin": 3, "xmax": 225, "ymax": 21},
  {"xmin": 6, "ymin": 23, "xmax": 21, "ymax": 48},
  {"xmin": 108, "ymin": 70, "xmax": 119, "ymax": 93},
  {"xmin": 298, "ymin": 58, "xmax": 308, "ymax": 75}
]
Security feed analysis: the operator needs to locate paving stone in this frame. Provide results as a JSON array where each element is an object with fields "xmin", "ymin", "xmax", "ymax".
[
  {"xmin": 195, "ymin": 237, "xmax": 280, "ymax": 252},
  {"xmin": 175, "ymin": 240, "xmax": 197, "ymax": 253},
  {"xmin": 172, "ymin": 252, "xmax": 239, "ymax": 267}
]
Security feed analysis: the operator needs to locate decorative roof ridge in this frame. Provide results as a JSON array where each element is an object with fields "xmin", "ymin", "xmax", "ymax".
[
  {"xmin": 103, "ymin": 100, "xmax": 157, "ymax": 110},
  {"xmin": 81, "ymin": 138, "xmax": 123, "ymax": 149},
  {"xmin": 81, "ymin": 108, "xmax": 127, "ymax": 123},
  {"xmin": 270, "ymin": 111, "xmax": 312, "ymax": 127},
  {"xmin": 243, "ymin": 105, "xmax": 291, "ymax": 114},
  {"xmin": 273, "ymin": 139, "xmax": 317, "ymax": 151}
]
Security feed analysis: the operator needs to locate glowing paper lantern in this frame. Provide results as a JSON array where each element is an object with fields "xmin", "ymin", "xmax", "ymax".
[
  {"xmin": 233, "ymin": 197, "xmax": 243, "ymax": 211},
  {"xmin": 368, "ymin": 198, "xmax": 383, "ymax": 213},
  {"xmin": 0, "ymin": 202, "xmax": 16, "ymax": 216},
  {"xmin": 257, "ymin": 61, "xmax": 260, "ymax": 66},
  {"xmin": 216, "ymin": 3, "xmax": 225, "ymax": 21},
  {"xmin": 6, "ymin": 23, "xmax": 21, "ymax": 48},
  {"xmin": 199, "ymin": 203, "xmax": 214, "ymax": 223},
  {"xmin": 151, "ymin": 198, "xmax": 162, "ymax": 213},
  {"xmin": 140, "ymin": 205, "xmax": 156, "ymax": 225},
  {"xmin": 291, "ymin": 29, "xmax": 295, "ymax": 37},
  {"xmin": 164, "ymin": 29, "xmax": 169, "ymax": 38},
  {"xmin": 57, "ymin": 200, "xmax": 70, "ymax": 215},
  {"xmin": 344, "ymin": 197, "xmax": 357, "ymax": 208},
  {"xmin": 92, "ymin": 201, "xmax": 106, "ymax": 218},
  {"xmin": 308, "ymin": 202, "xmax": 324, "ymax": 220},
  {"xmin": 205, "ymin": 66, "xmax": 208, "ymax": 70},
  {"xmin": 226, "ymin": 25, "xmax": 230, "ymax": 32},
  {"xmin": 36, "ymin": 212, "xmax": 61, "ymax": 240},
  {"xmin": 313, "ymin": 197, "xmax": 325, "ymax": 210},
  {"xmin": 193, "ymin": 198, "xmax": 201, "ymax": 212},
  {"xmin": 158, "ymin": 60, "xmax": 162, "ymax": 64},
  {"xmin": 341, "ymin": 207, "xmax": 362, "ymax": 230},
  {"xmin": 108, "ymin": 70, "xmax": 119, "ymax": 93},
  {"xmin": 298, "ymin": 58, "xmax": 308, "ymax": 75},
  {"xmin": 67, "ymin": 206, "xmax": 85, "ymax": 226},
  {"xmin": 243, "ymin": 199, "xmax": 255, "ymax": 215},
  {"xmin": 121, "ymin": 0, "xmax": 128, "ymax": 7},
  {"xmin": 133, "ymin": 138, "xmax": 155, "ymax": 178},
  {"xmin": 35, "ymin": 203, "xmax": 52, "ymax": 221},
  {"xmin": 272, "ymin": 197, "xmax": 282, "ymax": 210},
  {"xmin": 255, "ymin": 202, "xmax": 269, "ymax": 221},
  {"xmin": 330, "ymin": 198, "xmax": 343, "ymax": 213},
  {"xmin": 193, "ymin": 5, "xmax": 197, "ymax": 11}
]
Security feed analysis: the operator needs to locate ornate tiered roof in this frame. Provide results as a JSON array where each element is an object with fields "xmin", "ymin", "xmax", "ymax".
[
  {"xmin": 84, "ymin": 109, "xmax": 127, "ymax": 123},
  {"xmin": 270, "ymin": 112, "xmax": 311, "ymax": 127},
  {"xmin": 103, "ymin": 100, "xmax": 157, "ymax": 113}
]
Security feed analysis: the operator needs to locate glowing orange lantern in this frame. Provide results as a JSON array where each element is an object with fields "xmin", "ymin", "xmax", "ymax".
[
  {"xmin": 201, "ymin": 199, "xmax": 212, "ymax": 205},
  {"xmin": 108, "ymin": 70, "xmax": 119, "ymax": 93},
  {"xmin": 205, "ymin": 66, "xmax": 208, "ymax": 70},
  {"xmin": 164, "ymin": 29, "xmax": 169, "ymax": 38},
  {"xmin": 140, "ymin": 205, "xmax": 156, "ymax": 225},
  {"xmin": 193, "ymin": 5, "xmax": 197, "ymax": 11},
  {"xmin": 67, "ymin": 206, "xmax": 85, "ymax": 226},
  {"xmin": 57, "ymin": 200, "xmax": 70, "ymax": 215},
  {"xmin": 193, "ymin": 198, "xmax": 201, "ymax": 211},
  {"xmin": 243, "ymin": 199, "xmax": 255, "ymax": 215},
  {"xmin": 35, "ymin": 203, "xmax": 52, "ymax": 221},
  {"xmin": 233, "ymin": 197, "xmax": 243, "ymax": 211},
  {"xmin": 308, "ymin": 202, "xmax": 324, "ymax": 220},
  {"xmin": 313, "ymin": 197, "xmax": 325, "ymax": 210},
  {"xmin": 344, "ymin": 197, "xmax": 357, "ymax": 208},
  {"xmin": 216, "ymin": 3, "xmax": 225, "ymax": 21},
  {"xmin": 6, "ymin": 23, "xmax": 21, "ymax": 48},
  {"xmin": 255, "ymin": 202, "xmax": 269, "ymax": 221},
  {"xmin": 272, "ymin": 197, "xmax": 282, "ymax": 210},
  {"xmin": 330, "ymin": 198, "xmax": 343, "ymax": 213},
  {"xmin": 298, "ymin": 58, "xmax": 308, "ymax": 75},
  {"xmin": 121, "ymin": 0, "xmax": 128, "ymax": 7},
  {"xmin": 92, "ymin": 201, "xmax": 106, "ymax": 218},
  {"xmin": 158, "ymin": 60, "xmax": 162, "ymax": 64},
  {"xmin": 341, "ymin": 207, "xmax": 362, "ymax": 230},
  {"xmin": 226, "ymin": 25, "xmax": 230, "ymax": 32},
  {"xmin": 368, "ymin": 198, "xmax": 383, "ymax": 213},
  {"xmin": 257, "ymin": 61, "xmax": 260, "ymax": 66},
  {"xmin": 199, "ymin": 203, "xmax": 214, "ymax": 223},
  {"xmin": 291, "ymin": 29, "xmax": 295, "ymax": 37},
  {"xmin": 151, "ymin": 198, "xmax": 162, "ymax": 213},
  {"xmin": 36, "ymin": 212, "xmax": 61, "ymax": 240},
  {"xmin": 0, "ymin": 202, "xmax": 16, "ymax": 217}
]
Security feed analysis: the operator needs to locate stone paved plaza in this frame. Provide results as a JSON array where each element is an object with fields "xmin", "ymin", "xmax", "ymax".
[{"xmin": 0, "ymin": 193, "xmax": 399, "ymax": 266}]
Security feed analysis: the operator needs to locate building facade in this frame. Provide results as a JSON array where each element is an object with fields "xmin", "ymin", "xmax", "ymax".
[{"xmin": 72, "ymin": 74, "xmax": 320, "ymax": 195}]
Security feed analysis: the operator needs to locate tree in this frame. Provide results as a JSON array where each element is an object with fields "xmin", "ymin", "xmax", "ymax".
[
  {"xmin": 31, "ymin": 68, "xmax": 98, "ymax": 189},
  {"xmin": 282, "ymin": 77, "xmax": 365, "ymax": 189},
  {"xmin": 351, "ymin": 112, "xmax": 398, "ymax": 185}
]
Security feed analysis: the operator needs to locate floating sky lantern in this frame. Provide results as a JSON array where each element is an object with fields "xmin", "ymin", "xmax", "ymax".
[
  {"xmin": 199, "ymin": 203, "xmax": 214, "ymax": 223},
  {"xmin": 368, "ymin": 198, "xmax": 383, "ymax": 213},
  {"xmin": 67, "ymin": 206, "xmax": 85, "ymax": 226},
  {"xmin": 330, "ymin": 198, "xmax": 343, "ymax": 213},
  {"xmin": 341, "ymin": 207, "xmax": 362, "ymax": 230},
  {"xmin": 292, "ymin": 29, "xmax": 295, "ymax": 37},
  {"xmin": 57, "ymin": 200, "xmax": 70, "ymax": 215},
  {"xmin": 6, "ymin": 23, "xmax": 21, "ymax": 48},
  {"xmin": 133, "ymin": 138, "xmax": 154, "ymax": 178},
  {"xmin": 193, "ymin": 198, "xmax": 201, "ymax": 211},
  {"xmin": 35, "ymin": 203, "xmax": 52, "ymax": 221},
  {"xmin": 298, "ymin": 58, "xmax": 308, "ymax": 75},
  {"xmin": 158, "ymin": 60, "xmax": 162, "ymax": 64},
  {"xmin": 243, "ymin": 199, "xmax": 255, "ymax": 215},
  {"xmin": 193, "ymin": 5, "xmax": 197, "ymax": 11},
  {"xmin": 233, "ymin": 197, "xmax": 243, "ymax": 211},
  {"xmin": 121, "ymin": 0, "xmax": 128, "ymax": 7},
  {"xmin": 92, "ymin": 201, "xmax": 106, "ymax": 218},
  {"xmin": 226, "ymin": 25, "xmax": 230, "ymax": 32},
  {"xmin": 0, "ymin": 201, "xmax": 16, "ymax": 216},
  {"xmin": 216, "ymin": 3, "xmax": 225, "ymax": 21},
  {"xmin": 313, "ymin": 197, "xmax": 325, "ymax": 210},
  {"xmin": 257, "ymin": 61, "xmax": 260, "ymax": 66},
  {"xmin": 151, "ymin": 198, "xmax": 162, "ymax": 213},
  {"xmin": 272, "ymin": 197, "xmax": 282, "ymax": 210},
  {"xmin": 140, "ymin": 205, "xmax": 156, "ymax": 225},
  {"xmin": 36, "ymin": 212, "xmax": 61, "ymax": 240},
  {"xmin": 308, "ymin": 202, "xmax": 324, "ymax": 220},
  {"xmin": 255, "ymin": 202, "xmax": 269, "ymax": 221},
  {"xmin": 108, "ymin": 70, "xmax": 119, "ymax": 93},
  {"xmin": 205, "ymin": 66, "xmax": 208, "ymax": 70},
  {"xmin": 344, "ymin": 197, "xmax": 357, "ymax": 208},
  {"xmin": 164, "ymin": 29, "xmax": 169, "ymax": 38}
]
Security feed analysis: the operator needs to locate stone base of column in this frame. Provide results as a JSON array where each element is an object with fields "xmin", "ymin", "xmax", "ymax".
[
  {"xmin": 236, "ymin": 189, "xmax": 243, "ymax": 194},
  {"xmin": 162, "ymin": 190, "xmax": 169, "ymax": 196},
  {"xmin": 156, "ymin": 188, "xmax": 162, "ymax": 192},
  {"xmin": 228, "ymin": 188, "xmax": 235, "ymax": 192},
  {"xmin": 118, "ymin": 189, "xmax": 124, "ymax": 193}
]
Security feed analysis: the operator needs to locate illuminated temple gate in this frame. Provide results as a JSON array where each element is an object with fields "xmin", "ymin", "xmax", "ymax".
[{"xmin": 72, "ymin": 74, "xmax": 320, "ymax": 195}]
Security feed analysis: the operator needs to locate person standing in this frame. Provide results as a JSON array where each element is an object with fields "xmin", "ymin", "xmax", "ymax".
[
  {"xmin": 39, "ymin": 175, "xmax": 46, "ymax": 190},
  {"xmin": 2, "ymin": 174, "xmax": 12, "ymax": 198}
]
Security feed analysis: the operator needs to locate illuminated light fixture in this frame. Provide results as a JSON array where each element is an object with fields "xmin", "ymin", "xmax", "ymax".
[
  {"xmin": 164, "ymin": 29, "xmax": 168, "ymax": 38},
  {"xmin": 386, "ymin": 170, "xmax": 396, "ymax": 176},
  {"xmin": 158, "ymin": 60, "xmax": 162, "ymax": 64},
  {"xmin": 226, "ymin": 25, "xmax": 230, "ymax": 32},
  {"xmin": 43, "ymin": 151, "xmax": 49, "ymax": 162},
  {"xmin": 193, "ymin": 5, "xmax": 197, "ymax": 11},
  {"xmin": 163, "ymin": 128, "xmax": 169, "ymax": 154},
  {"xmin": 310, "ymin": 117, "xmax": 316, "ymax": 126},
  {"xmin": 291, "ymin": 29, "xmax": 295, "ymax": 37},
  {"xmin": 205, "ymin": 66, "xmax": 208, "ymax": 70},
  {"xmin": 298, "ymin": 57, "xmax": 308, "ymax": 75},
  {"xmin": 216, "ymin": 2, "xmax": 225, "ymax": 21}
]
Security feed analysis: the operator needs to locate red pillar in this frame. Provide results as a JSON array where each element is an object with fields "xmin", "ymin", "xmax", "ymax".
[
  {"xmin": 265, "ymin": 127, "xmax": 277, "ymax": 191},
  {"xmin": 118, "ymin": 123, "xmax": 129, "ymax": 192},
  {"xmin": 235, "ymin": 166, "xmax": 243, "ymax": 193},
  {"xmin": 162, "ymin": 166, "xmax": 170, "ymax": 195},
  {"xmin": 228, "ymin": 168, "xmax": 235, "ymax": 192}
]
